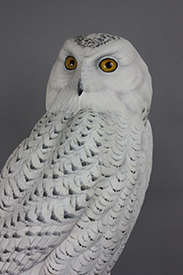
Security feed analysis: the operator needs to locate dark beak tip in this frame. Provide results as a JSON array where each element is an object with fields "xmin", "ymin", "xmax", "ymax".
[{"xmin": 78, "ymin": 79, "xmax": 83, "ymax": 96}]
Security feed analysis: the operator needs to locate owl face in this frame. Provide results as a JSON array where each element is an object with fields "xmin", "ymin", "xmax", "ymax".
[{"xmin": 46, "ymin": 33, "xmax": 152, "ymax": 118}]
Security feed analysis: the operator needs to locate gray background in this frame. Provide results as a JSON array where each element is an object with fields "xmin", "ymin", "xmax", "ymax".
[{"xmin": 0, "ymin": 1, "xmax": 182, "ymax": 274}]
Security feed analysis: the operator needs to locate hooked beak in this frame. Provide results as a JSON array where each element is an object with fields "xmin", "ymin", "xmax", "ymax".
[{"xmin": 77, "ymin": 79, "xmax": 83, "ymax": 96}]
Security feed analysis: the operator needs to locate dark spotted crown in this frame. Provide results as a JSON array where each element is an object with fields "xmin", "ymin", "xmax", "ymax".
[{"xmin": 74, "ymin": 33, "xmax": 121, "ymax": 48}]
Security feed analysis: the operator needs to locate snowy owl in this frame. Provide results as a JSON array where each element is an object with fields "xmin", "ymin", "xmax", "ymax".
[{"xmin": 0, "ymin": 33, "xmax": 153, "ymax": 275}]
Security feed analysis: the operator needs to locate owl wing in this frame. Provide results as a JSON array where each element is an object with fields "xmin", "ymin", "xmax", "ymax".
[
  {"xmin": 0, "ymin": 108, "xmax": 128, "ymax": 274},
  {"xmin": 41, "ymin": 114, "xmax": 153, "ymax": 275},
  {"xmin": 0, "ymin": 108, "xmax": 152, "ymax": 274}
]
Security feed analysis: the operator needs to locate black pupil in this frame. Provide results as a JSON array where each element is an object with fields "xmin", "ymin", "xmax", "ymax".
[
  {"xmin": 70, "ymin": 59, "xmax": 75, "ymax": 66},
  {"xmin": 106, "ymin": 61, "xmax": 113, "ymax": 69}
]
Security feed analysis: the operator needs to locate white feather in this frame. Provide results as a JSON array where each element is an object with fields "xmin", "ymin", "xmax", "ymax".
[{"xmin": 0, "ymin": 33, "xmax": 153, "ymax": 274}]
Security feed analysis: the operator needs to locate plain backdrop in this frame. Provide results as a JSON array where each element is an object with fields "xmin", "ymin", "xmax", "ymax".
[{"xmin": 0, "ymin": 1, "xmax": 183, "ymax": 274}]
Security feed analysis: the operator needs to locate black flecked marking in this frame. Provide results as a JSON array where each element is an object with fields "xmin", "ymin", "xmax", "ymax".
[
  {"xmin": 4, "ymin": 233, "xmax": 10, "ymax": 239},
  {"xmin": 63, "ymin": 168, "xmax": 69, "ymax": 175},
  {"xmin": 12, "ymin": 232, "xmax": 22, "ymax": 238},
  {"xmin": 51, "ymin": 211, "xmax": 61, "ymax": 222},
  {"xmin": 43, "ymin": 190, "xmax": 48, "ymax": 197},
  {"xmin": 81, "ymin": 133, "xmax": 88, "ymax": 138},
  {"xmin": 52, "ymin": 187, "xmax": 60, "ymax": 196},
  {"xmin": 86, "ymin": 126, "xmax": 91, "ymax": 130},
  {"xmin": 42, "ymin": 144, "xmax": 48, "ymax": 149},
  {"xmin": 86, "ymin": 194, "xmax": 91, "ymax": 201},
  {"xmin": 37, "ymin": 131, "xmax": 42, "ymax": 137},
  {"xmin": 28, "ymin": 195, "xmax": 33, "ymax": 201},
  {"xmin": 26, "ymin": 144, "xmax": 30, "ymax": 150},
  {"xmin": 53, "ymin": 173, "xmax": 59, "ymax": 179},
  {"xmin": 24, "ymin": 174, "xmax": 31, "ymax": 182},
  {"xmin": 25, "ymin": 213, "xmax": 32, "ymax": 222},
  {"xmin": 53, "ymin": 231, "xmax": 60, "ymax": 236},
  {"xmin": 91, "ymin": 174, "xmax": 98, "ymax": 181},
  {"xmin": 69, "ymin": 187, "xmax": 75, "ymax": 195},
  {"xmin": 3, "ymin": 221, "xmax": 8, "ymax": 228},
  {"xmin": 70, "ymin": 144, "xmax": 74, "ymax": 150},
  {"xmin": 77, "ymin": 140, "xmax": 84, "ymax": 146},
  {"xmin": 3, "ymin": 188, "xmax": 8, "ymax": 196},
  {"xmin": 71, "ymin": 163, "xmax": 78, "ymax": 171},
  {"xmin": 75, "ymin": 203, "xmax": 83, "ymax": 211},
  {"xmin": 45, "ymin": 231, "xmax": 52, "ymax": 236},
  {"xmin": 90, "ymin": 149, "xmax": 96, "ymax": 157},
  {"xmin": 18, "ymin": 185, "xmax": 24, "ymax": 193},
  {"xmin": 37, "ymin": 213, "xmax": 45, "ymax": 223},
  {"xmin": 13, "ymin": 192, "xmax": 18, "ymax": 199},
  {"xmin": 34, "ymin": 188, "xmax": 40, "ymax": 196},
  {"xmin": 43, "ymin": 173, "xmax": 48, "ymax": 179},
  {"xmin": 15, "ymin": 247, "xmax": 24, "ymax": 252},
  {"xmin": 74, "ymin": 33, "xmax": 121, "ymax": 48},
  {"xmin": 30, "ymin": 162, "xmax": 36, "ymax": 170},
  {"xmin": 10, "ymin": 218, "xmax": 15, "ymax": 226},
  {"xmin": 3, "ymin": 249, "xmax": 11, "ymax": 254},
  {"xmin": 88, "ymin": 216, "xmax": 95, "ymax": 221},
  {"xmin": 81, "ymin": 184, "xmax": 90, "ymax": 191},
  {"xmin": 81, "ymin": 160, "xmax": 91, "ymax": 166},
  {"xmin": 64, "ymin": 210, "xmax": 75, "ymax": 219},
  {"xmin": 38, "ymin": 232, "xmax": 44, "ymax": 237},
  {"xmin": 26, "ymin": 231, "xmax": 35, "ymax": 236},
  {"xmin": 16, "ymin": 156, "xmax": 20, "ymax": 162},
  {"xmin": 51, "ymin": 159, "xmax": 56, "ymax": 165},
  {"xmin": 94, "ymin": 139, "xmax": 101, "ymax": 147},
  {"xmin": 8, "ymin": 168, "xmax": 12, "ymax": 174},
  {"xmin": 57, "ymin": 153, "xmax": 61, "ymax": 159}
]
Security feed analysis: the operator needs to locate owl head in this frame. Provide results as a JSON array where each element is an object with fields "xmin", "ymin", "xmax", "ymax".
[{"xmin": 46, "ymin": 33, "xmax": 152, "ymax": 120}]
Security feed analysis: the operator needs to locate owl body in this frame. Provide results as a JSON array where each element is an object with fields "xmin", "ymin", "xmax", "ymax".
[{"xmin": 0, "ymin": 34, "xmax": 153, "ymax": 274}]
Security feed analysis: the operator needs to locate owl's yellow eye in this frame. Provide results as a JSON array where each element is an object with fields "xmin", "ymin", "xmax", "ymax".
[
  {"xmin": 99, "ymin": 58, "xmax": 118, "ymax": 72},
  {"xmin": 65, "ymin": 56, "xmax": 77, "ymax": 70}
]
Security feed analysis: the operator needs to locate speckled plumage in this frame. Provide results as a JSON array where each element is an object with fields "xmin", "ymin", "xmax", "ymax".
[
  {"xmin": 74, "ymin": 34, "xmax": 121, "ymax": 48},
  {"xmin": 0, "ymin": 33, "xmax": 153, "ymax": 274}
]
